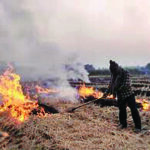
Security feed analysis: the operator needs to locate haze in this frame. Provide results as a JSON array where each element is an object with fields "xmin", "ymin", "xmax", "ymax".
[{"xmin": 0, "ymin": 0, "xmax": 150, "ymax": 69}]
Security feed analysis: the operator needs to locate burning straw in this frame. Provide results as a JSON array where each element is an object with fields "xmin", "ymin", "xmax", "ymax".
[{"xmin": 0, "ymin": 65, "xmax": 38, "ymax": 122}]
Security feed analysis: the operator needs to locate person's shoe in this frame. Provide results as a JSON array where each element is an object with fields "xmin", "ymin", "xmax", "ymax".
[
  {"xmin": 117, "ymin": 124, "xmax": 127, "ymax": 129},
  {"xmin": 134, "ymin": 128, "xmax": 141, "ymax": 133}
]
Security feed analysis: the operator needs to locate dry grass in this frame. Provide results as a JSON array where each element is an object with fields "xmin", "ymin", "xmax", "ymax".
[{"xmin": 0, "ymin": 102, "xmax": 150, "ymax": 150}]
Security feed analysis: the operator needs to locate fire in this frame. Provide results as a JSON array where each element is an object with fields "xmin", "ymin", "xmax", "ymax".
[
  {"xmin": 0, "ymin": 66, "xmax": 38, "ymax": 122},
  {"xmin": 35, "ymin": 85, "xmax": 58, "ymax": 94},
  {"xmin": 106, "ymin": 94, "xmax": 114, "ymax": 99},
  {"xmin": 78, "ymin": 84, "xmax": 103, "ymax": 99},
  {"xmin": 142, "ymin": 101, "xmax": 150, "ymax": 111},
  {"xmin": 136, "ymin": 99, "xmax": 150, "ymax": 111}
]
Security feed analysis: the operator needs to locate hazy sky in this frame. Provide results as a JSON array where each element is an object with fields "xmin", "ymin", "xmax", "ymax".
[{"xmin": 0, "ymin": 0, "xmax": 150, "ymax": 68}]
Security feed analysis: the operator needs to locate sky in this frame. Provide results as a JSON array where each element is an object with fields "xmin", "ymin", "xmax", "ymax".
[{"xmin": 0, "ymin": 0, "xmax": 150, "ymax": 70}]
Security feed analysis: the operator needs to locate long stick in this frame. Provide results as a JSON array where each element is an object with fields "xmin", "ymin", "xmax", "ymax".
[{"xmin": 67, "ymin": 98, "xmax": 105, "ymax": 112}]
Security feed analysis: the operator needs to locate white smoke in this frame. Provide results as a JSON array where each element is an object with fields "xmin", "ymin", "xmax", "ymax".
[{"xmin": 0, "ymin": 0, "xmax": 89, "ymax": 102}]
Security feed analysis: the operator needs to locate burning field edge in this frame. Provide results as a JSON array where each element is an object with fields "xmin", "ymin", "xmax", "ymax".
[{"xmin": 0, "ymin": 66, "xmax": 150, "ymax": 149}]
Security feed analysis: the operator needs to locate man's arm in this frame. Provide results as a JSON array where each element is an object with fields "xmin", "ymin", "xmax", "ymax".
[{"xmin": 103, "ymin": 73, "xmax": 114, "ymax": 98}]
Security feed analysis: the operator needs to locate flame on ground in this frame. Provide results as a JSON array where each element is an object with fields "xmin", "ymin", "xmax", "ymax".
[
  {"xmin": 78, "ymin": 84, "xmax": 115, "ymax": 99},
  {"xmin": 35, "ymin": 85, "xmax": 59, "ymax": 94},
  {"xmin": 136, "ymin": 99, "xmax": 150, "ymax": 111},
  {"xmin": 0, "ymin": 66, "xmax": 38, "ymax": 122},
  {"xmin": 78, "ymin": 84, "xmax": 103, "ymax": 99},
  {"xmin": 106, "ymin": 94, "xmax": 114, "ymax": 99},
  {"xmin": 78, "ymin": 84, "xmax": 150, "ymax": 111}
]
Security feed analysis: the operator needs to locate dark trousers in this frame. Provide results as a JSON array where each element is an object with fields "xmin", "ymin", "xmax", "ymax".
[{"xmin": 118, "ymin": 94, "xmax": 141, "ymax": 129}]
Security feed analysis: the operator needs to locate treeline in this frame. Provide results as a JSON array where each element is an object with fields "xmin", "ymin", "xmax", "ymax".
[{"xmin": 85, "ymin": 63, "xmax": 150, "ymax": 76}]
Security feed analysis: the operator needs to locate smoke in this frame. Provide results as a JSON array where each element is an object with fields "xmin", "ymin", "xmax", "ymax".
[
  {"xmin": 0, "ymin": 0, "xmax": 89, "ymax": 102},
  {"xmin": 1, "ymin": 0, "xmax": 149, "ymax": 101},
  {"xmin": 1, "ymin": 0, "xmax": 150, "ymax": 68}
]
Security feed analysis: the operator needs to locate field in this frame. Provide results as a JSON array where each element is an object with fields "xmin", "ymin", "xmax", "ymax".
[
  {"xmin": 0, "ymin": 102, "xmax": 150, "ymax": 150},
  {"xmin": 0, "ymin": 74, "xmax": 150, "ymax": 150}
]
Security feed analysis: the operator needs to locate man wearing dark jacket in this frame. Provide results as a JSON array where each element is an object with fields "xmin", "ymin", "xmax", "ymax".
[{"xmin": 103, "ymin": 60, "xmax": 141, "ymax": 132}]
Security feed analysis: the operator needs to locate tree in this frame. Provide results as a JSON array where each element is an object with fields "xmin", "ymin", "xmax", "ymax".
[
  {"xmin": 84, "ymin": 64, "xmax": 95, "ymax": 73},
  {"xmin": 145, "ymin": 63, "xmax": 150, "ymax": 70}
]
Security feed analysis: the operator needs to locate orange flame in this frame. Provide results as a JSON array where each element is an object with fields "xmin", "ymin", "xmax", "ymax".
[
  {"xmin": 136, "ymin": 99, "xmax": 150, "ymax": 111},
  {"xmin": 106, "ymin": 94, "xmax": 114, "ymax": 99},
  {"xmin": 78, "ymin": 84, "xmax": 103, "ymax": 99},
  {"xmin": 35, "ymin": 85, "xmax": 58, "ymax": 94},
  {"xmin": 0, "ymin": 66, "xmax": 38, "ymax": 122}
]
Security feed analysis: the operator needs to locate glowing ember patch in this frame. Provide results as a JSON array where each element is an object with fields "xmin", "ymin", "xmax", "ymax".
[
  {"xmin": 106, "ymin": 94, "xmax": 114, "ymax": 99},
  {"xmin": 78, "ymin": 84, "xmax": 103, "ymax": 99},
  {"xmin": 0, "ymin": 66, "xmax": 38, "ymax": 122}
]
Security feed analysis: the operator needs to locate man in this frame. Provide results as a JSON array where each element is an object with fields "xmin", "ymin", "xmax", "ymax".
[{"xmin": 103, "ymin": 60, "xmax": 141, "ymax": 132}]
